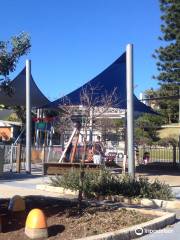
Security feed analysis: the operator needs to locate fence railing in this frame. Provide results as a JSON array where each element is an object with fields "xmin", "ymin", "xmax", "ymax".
[
  {"xmin": 43, "ymin": 145, "xmax": 86, "ymax": 163},
  {"xmin": 0, "ymin": 145, "xmax": 26, "ymax": 172},
  {"xmin": 138, "ymin": 145, "xmax": 180, "ymax": 164},
  {"xmin": 1, "ymin": 143, "xmax": 180, "ymax": 173}
]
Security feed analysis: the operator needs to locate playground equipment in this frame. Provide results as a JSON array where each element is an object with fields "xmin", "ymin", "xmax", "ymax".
[
  {"xmin": 33, "ymin": 115, "xmax": 56, "ymax": 163},
  {"xmin": 43, "ymin": 122, "xmax": 105, "ymax": 175},
  {"xmin": 59, "ymin": 122, "xmax": 81, "ymax": 163},
  {"xmin": 33, "ymin": 116, "xmax": 55, "ymax": 147},
  {"xmin": 25, "ymin": 208, "xmax": 48, "ymax": 239}
]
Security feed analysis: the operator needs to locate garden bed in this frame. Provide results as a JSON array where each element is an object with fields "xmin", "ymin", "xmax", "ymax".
[
  {"xmin": 0, "ymin": 196, "xmax": 168, "ymax": 240},
  {"xmin": 36, "ymin": 183, "xmax": 180, "ymax": 210}
]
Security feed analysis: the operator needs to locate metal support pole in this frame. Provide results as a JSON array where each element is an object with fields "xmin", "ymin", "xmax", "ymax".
[
  {"xmin": 35, "ymin": 108, "xmax": 40, "ymax": 147},
  {"xmin": 26, "ymin": 60, "xmax": 31, "ymax": 173},
  {"xmin": 173, "ymin": 145, "xmax": 176, "ymax": 165},
  {"xmin": 122, "ymin": 110, "xmax": 127, "ymax": 174},
  {"xmin": 126, "ymin": 44, "xmax": 135, "ymax": 178},
  {"xmin": 10, "ymin": 145, "xmax": 13, "ymax": 172},
  {"xmin": 89, "ymin": 108, "xmax": 93, "ymax": 143}
]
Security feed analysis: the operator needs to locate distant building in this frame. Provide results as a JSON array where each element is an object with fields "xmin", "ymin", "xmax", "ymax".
[
  {"xmin": 0, "ymin": 120, "xmax": 22, "ymax": 142},
  {"xmin": 139, "ymin": 92, "xmax": 160, "ymax": 110},
  {"xmin": 62, "ymin": 106, "xmax": 125, "ymax": 146}
]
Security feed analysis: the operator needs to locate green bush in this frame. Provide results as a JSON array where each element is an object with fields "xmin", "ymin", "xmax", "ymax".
[
  {"xmin": 50, "ymin": 169, "xmax": 173, "ymax": 200},
  {"xmin": 115, "ymin": 175, "xmax": 173, "ymax": 200},
  {"xmin": 91, "ymin": 170, "xmax": 120, "ymax": 196},
  {"xmin": 145, "ymin": 179, "xmax": 173, "ymax": 200},
  {"xmin": 50, "ymin": 169, "xmax": 99, "ymax": 198}
]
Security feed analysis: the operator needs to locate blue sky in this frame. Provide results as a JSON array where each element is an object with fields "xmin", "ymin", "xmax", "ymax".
[{"xmin": 1, "ymin": 0, "xmax": 161, "ymax": 101}]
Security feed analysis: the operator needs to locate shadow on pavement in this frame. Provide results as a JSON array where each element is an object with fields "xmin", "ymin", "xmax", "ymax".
[{"xmin": 0, "ymin": 172, "xmax": 42, "ymax": 182}]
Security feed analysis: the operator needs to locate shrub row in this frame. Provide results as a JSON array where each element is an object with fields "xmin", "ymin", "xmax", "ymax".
[{"xmin": 50, "ymin": 168, "xmax": 173, "ymax": 200}]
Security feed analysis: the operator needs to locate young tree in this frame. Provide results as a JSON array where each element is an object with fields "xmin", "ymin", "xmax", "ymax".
[
  {"xmin": 57, "ymin": 84, "xmax": 119, "ymax": 205},
  {"xmin": 0, "ymin": 33, "xmax": 31, "ymax": 127},
  {"xmin": 79, "ymin": 84, "xmax": 119, "ymax": 147},
  {"xmin": 57, "ymin": 84, "xmax": 119, "ymax": 158},
  {"xmin": 0, "ymin": 32, "xmax": 31, "ymax": 95},
  {"xmin": 153, "ymin": 0, "xmax": 180, "ymax": 123}
]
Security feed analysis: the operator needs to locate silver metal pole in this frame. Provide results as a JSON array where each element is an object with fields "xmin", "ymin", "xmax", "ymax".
[
  {"xmin": 89, "ymin": 108, "xmax": 93, "ymax": 143},
  {"xmin": 126, "ymin": 44, "xmax": 135, "ymax": 178},
  {"xmin": 26, "ymin": 60, "xmax": 31, "ymax": 173},
  {"xmin": 35, "ymin": 108, "xmax": 40, "ymax": 147}
]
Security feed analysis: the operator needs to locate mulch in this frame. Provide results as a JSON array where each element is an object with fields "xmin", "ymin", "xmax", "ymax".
[{"xmin": 0, "ymin": 196, "xmax": 155, "ymax": 240}]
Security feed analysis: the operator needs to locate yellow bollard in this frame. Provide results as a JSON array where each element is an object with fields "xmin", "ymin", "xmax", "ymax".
[
  {"xmin": 25, "ymin": 208, "xmax": 48, "ymax": 239},
  {"xmin": 8, "ymin": 195, "xmax": 26, "ymax": 212}
]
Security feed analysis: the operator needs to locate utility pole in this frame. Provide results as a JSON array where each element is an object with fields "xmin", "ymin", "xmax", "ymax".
[
  {"xmin": 126, "ymin": 44, "xmax": 135, "ymax": 178},
  {"xmin": 26, "ymin": 60, "xmax": 31, "ymax": 173}
]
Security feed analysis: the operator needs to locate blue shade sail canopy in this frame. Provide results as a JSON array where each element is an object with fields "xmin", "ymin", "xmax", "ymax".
[
  {"xmin": 0, "ymin": 68, "xmax": 50, "ymax": 108},
  {"xmin": 45, "ymin": 53, "xmax": 155, "ymax": 114}
]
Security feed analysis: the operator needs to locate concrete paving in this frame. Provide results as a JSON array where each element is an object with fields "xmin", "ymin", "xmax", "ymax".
[
  {"xmin": 172, "ymin": 187, "xmax": 180, "ymax": 199},
  {"xmin": 0, "ymin": 172, "xmax": 63, "ymax": 198},
  {"xmin": 137, "ymin": 207, "xmax": 180, "ymax": 240},
  {"xmin": 139, "ymin": 221, "xmax": 180, "ymax": 240}
]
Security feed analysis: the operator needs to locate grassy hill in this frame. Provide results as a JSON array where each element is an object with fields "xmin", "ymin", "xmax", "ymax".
[{"xmin": 158, "ymin": 124, "xmax": 180, "ymax": 141}]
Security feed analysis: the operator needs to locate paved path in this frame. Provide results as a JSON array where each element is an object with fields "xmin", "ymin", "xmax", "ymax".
[
  {"xmin": 139, "ymin": 220, "xmax": 180, "ymax": 240},
  {"xmin": 172, "ymin": 187, "xmax": 180, "ymax": 199},
  {"xmin": 137, "ymin": 207, "xmax": 180, "ymax": 240},
  {"xmin": 0, "ymin": 172, "xmax": 70, "ymax": 199}
]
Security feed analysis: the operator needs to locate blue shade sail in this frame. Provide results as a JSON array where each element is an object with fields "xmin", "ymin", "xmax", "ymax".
[
  {"xmin": 0, "ymin": 68, "xmax": 50, "ymax": 108},
  {"xmin": 45, "ymin": 53, "xmax": 156, "ymax": 114}
]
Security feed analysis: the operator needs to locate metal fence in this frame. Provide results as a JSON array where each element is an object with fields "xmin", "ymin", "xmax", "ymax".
[
  {"xmin": 138, "ymin": 145, "xmax": 180, "ymax": 164},
  {"xmin": 43, "ymin": 145, "xmax": 86, "ymax": 163},
  {"xmin": 1, "ymin": 143, "xmax": 180, "ymax": 173},
  {"xmin": 44, "ymin": 145, "xmax": 63, "ymax": 163},
  {"xmin": 0, "ymin": 145, "xmax": 26, "ymax": 172},
  {"xmin": 1, "ymin": 145, "xmax": 65, "ymax": 172}
]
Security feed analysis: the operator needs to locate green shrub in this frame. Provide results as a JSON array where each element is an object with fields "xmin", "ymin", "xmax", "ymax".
[
  {"xmin": 50, "ymin": 168, "xmax": 99, "ymax": 198},
  {"xmin": 145, "ymin": 179, "xmax": 173, "ymax": 200},
  {"xmin": 50, "ymin": 169, "xmax": 173, "ymax": 200},
  {"xmin": 116, "ymin": 175, "xmax": 173, "ymax": 200},
  {"xmin": 91, "ymin": 170, "xmax": 120, "ymax": 196}
]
